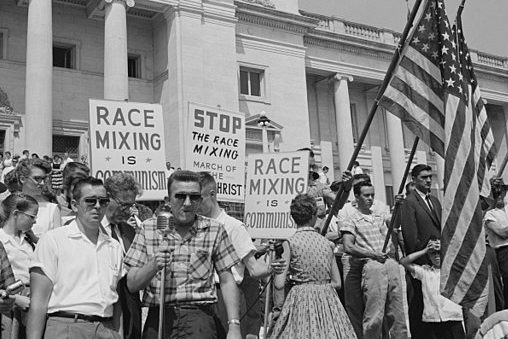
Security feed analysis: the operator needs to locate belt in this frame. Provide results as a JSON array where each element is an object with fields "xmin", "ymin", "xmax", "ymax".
[
  {"xmin": 48, "ymin": 311, "xmax": 112, "ymax": 323},
  {"xmin": 161, "ymin": 303, "xmax": 214, "ymax": 315}
]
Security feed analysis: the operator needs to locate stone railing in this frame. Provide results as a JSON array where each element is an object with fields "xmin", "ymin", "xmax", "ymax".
[{"xmin": 302, "ymin": 12, "xmax": 508, "ymax": 70}]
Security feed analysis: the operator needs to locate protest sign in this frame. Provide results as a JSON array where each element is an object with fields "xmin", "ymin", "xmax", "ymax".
[
  {"xmin": 244, "ymin": 151, "xmax": 309, "ymax": 239},
  {"xmin": 89, "ymin": 99, "xmax": 167, "ymax": 200},
  {"xmin": 185, "ymin": 103, "xmax": 246, "ymax": 203}
]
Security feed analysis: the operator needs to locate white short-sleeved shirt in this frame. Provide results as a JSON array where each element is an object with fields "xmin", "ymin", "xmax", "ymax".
[
  {"xmin": 483, "ymin": 208, "xmax": 508, "ymax": 249},
  {"xmin": 412, "ymin": 265, "xmax": 463, "ymax": 322},
  {"xmin": 31, "ymin": 220, "xmax": 123, "ymax": 317},
  {"xmin": 216, "ymin": 209, "xmax": 256, "ymax": 284},
  {"xmin": 32, "ymin": 202, "xmax": 61, "ymax": 238},
  {"xmin": 0, "ymin": 229, "xmax": 34, "ymax": 285}
]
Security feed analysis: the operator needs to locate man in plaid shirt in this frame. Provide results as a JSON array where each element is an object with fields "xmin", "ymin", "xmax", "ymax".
[{"xmin": 125, "ymin": 170, "xmax": 242, "ymax": 339}]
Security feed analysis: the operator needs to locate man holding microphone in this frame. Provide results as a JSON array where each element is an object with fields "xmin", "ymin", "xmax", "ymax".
[{"xmin": 124, "ymin": 170, "xmax": 242, "ymax": 339}]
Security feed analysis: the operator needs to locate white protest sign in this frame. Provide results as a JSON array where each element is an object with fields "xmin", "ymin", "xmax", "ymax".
[
  {"xmin": 185, "ymin": 103, "xmax": 245, "ymax": 203},
  {"xmin": 244, "ymin": 151, "xmax": 309, "ymax": 239},
  {"xmin": 89, "ymin": 99, "xmax": 167, "ymax": 200}
]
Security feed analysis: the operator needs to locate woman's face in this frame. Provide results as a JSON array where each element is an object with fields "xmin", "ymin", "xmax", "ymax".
[
  {"xmin": 15, "ymin": 205, "xmax": 38, "ymax": 233},
  {"xmin": 22, "ymin": 167, "xmax": 48, "ymax": 197}
]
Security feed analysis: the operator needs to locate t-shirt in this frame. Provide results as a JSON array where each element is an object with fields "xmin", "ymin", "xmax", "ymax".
[{"xmin": 412, "ymin": 265, "xmax": 463, "ymax": 322}]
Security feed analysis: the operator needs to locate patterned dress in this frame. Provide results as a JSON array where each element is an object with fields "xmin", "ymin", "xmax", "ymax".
[{"xmin": 270, "ymin": 227, "xmax": 356, "ymax": 339}]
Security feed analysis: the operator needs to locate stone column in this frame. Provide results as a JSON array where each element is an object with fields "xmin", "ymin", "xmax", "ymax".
[
  {"xmin": 371, "ymin": 145, "xmax": 386, "ymax": 204},
  {"xmin": 333, "ymin": 74, "xmax": 354, "ymax": 172},
  {"xmin": 25, "ymin": 0, "xmax": 53, "ymax": 156},
  {"xmin": 386, "ymin": 113, "xmax": 406, "ymax": 192},
  {"xmin": 104, "ymin": 0, "xmax": 134, "ymax": 100}
]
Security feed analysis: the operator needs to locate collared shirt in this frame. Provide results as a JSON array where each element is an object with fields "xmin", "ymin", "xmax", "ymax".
[
  {"xmin": 32, "ymin": 202, "xmax": 61, "ymax": 238},
  {"xmin": 415, "ymin": 188, "xmax": 433, "ymax": 211},
  {"xmin": 0, "ymin": 242, "xmax": 16, "ymax": 289},
  {"xmin": 339, "ymin": 209, "xmax": 391, "ymax": 254},
  {"xmin": 412, "ymin": 265, "xmax": 463, "ymax": 322},
  {"xmin": 0, "ymin": 229, "xmax": 34, "ymax": 285},
  {"xmin": 124, "ymin": 215, "xmax": 240, "ymax": 307},
  {"xmin": 31, "ymin": 220, "xmax": 123, "ymax": 317},
  {"xmin": 101, "ymin": 216, "xmax": 126, "ymax": 254},
  {"xmin": 483, "ymin": 208, "xmax": 508, "ymax": 249},
  {"xmin": 215, "ymin": 209, "xmax": 256, "ymax": 284}
]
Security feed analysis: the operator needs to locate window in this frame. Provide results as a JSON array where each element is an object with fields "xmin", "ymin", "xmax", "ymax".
[
  {"xmin": 128, "ymin": 55, "xmax": 141, "ymax": 78},
  {"xmin": 240, "ymin": 67, "xmax": 263, "ymax": 97},
  {"xmin": 52, "ymin": 135, "xmax": 80, "ymax": 159},
  {"xmin": 53, "ymin": 44, "xmax": 75, "ymax": 69}
]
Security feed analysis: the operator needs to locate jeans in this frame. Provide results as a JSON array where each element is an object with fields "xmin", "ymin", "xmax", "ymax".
[
  {"xmin": 362, "ymin": 259, "xmax": 408, "ymax": 339},
  {"xmin": 342, "ymin": 254, "xmax": 364, "ymax": 339}
]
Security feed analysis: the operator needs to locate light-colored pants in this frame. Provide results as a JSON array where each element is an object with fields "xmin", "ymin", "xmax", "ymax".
[
  {"xmin": 44, "ymin": 316, "xmax": 121, "ymax": 339},
  {"xmin": 342, "ymin": 255, "xmax": 364, "ymax": 339},
  {"xmin": 362, "ymin": 258, "xmax": 408, "ymax": 339}
]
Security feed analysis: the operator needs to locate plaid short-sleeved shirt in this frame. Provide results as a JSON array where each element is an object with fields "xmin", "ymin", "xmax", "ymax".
[
  {"xmin": 339, "ymin": 209, "xmax": 391, "ymax": 254},
  {"xmin": 124, "ymin": 215, "xmax": 240, "ymax": 307},
  {"xmin": 0, "ymin": 241, "xmax": 15, "ymax": 288}
]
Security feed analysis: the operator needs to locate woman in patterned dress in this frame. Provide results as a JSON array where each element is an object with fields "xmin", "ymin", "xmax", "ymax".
[{"xmin": 270, "ymin": 194, "xmax": 356, "ymax": 339}]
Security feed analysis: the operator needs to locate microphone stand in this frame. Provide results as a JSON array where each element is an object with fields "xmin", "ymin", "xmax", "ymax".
[{"xmin": 158, "ymin": 232, "xmax": 168, "ymax": 339}]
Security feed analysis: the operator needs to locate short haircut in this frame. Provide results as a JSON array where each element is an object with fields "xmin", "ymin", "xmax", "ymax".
[
  {"xmin": 0, "ymin": 192, "xmax": 38, "ymax": 224},
  {"xmin": 5, "ymin": 151, "xmax": 10, "ymax": 156},
  {"xmin": 297, "ymin": 147, "xmax": 314, "ymax": 158},
  {"xmin": 104, "ymin": 173, "xmax": 141, "ymax": 198},
  {"xmin": 4, "ymin": 171, "xmax": 20, "ymax": 193},
  {"xmin": 353, "ymin": 160, "xmax": 360, "ymax": 166},
  {"xmin": 15, "ymin": 158, "xmax": 52, "ymax": 183},
  {"xmin": 411, "ymin": 164, "xmax": 432, "ymax": 178},
  {"xmin": 353, "ymin": 181, "xmax": 373, "ymax": 196},
  {"xmin": 167, "ymin": 170, "xmax": 200, "ymax": 196},
  {"xmin": 22, "ymin": 150, "xmax": 29, "ymax": 155},
  {"xmin": 353, "ymin": 173, "xmax": 370, "ymax": 183},
  {"xmin": 72, "ymin": 176, "xmax": 105, "ymax": 201},
  {"xmin": 322, "ymin": 166, "xmax": 329, "ymax": 171},
  {"xmin": 290, "ymin": 194, "xmax": 317, "ymax": 225},
  {"xmin": 198, "ymin": 172, "xmax": 217, "ymax": 192}
]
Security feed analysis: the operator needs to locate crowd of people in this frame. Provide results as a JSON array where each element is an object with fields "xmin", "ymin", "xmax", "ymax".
[{"xmin": 0, "ymin": 147, "xmax": 505, "ymax": 339}]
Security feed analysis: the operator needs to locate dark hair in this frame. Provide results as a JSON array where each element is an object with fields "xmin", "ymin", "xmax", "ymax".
[
  {"xmin": 62, "ymin": 162, "xmax": 90, "ymax": 203},
  {"xmin": 0, "ymin": 192, "xmax": 38, "ymax": 225},
  {"xmin": 353, "ymin": 181, "xmax": 373, "ymax": 196},
  {"xmin": 16, "ymin": 158, "xmax": 52, "ymax": 185},
  {"xmin": 322, "ymin": 166, "xmax": 329, "ymax": 171},
  {"xmin": 411, "ymin": 164, "xmax": 432, "ymax": 178},
  {"xmin": 167, "ymin": 170, "xmax": 200, "ymax": 195},
  {"xmin": 5, "ymin": 151, "xmax": 11, "ymax": 157},
  {"xmin": 353, "ymin": 173, "xmax": 370, "ymax": 183},
  {"xmin": 22, "ymin": 150, "xmax": 29, "ymax": 155},
  {"xmin": 4, "ymin": 171, "xmax": 20, "ymax": 193},
  {"xmin": 290, "ymin": 194, "xmax": 317, "ymax": 225},
  {"xmin": 297, "ymin": 147, "xmax": 314, "ymax": 158},
  {"xmin": 198, "ymin": 172, "xmax": 216, "ymax": 192},
  {"xmin": 72, "ymin": 176, "xmax": 105, "ymax": 201},
  {"xmin": 104, "ymin": 173, "xmax": 141, "ymax": 198},
  {"xmin": 31, "ymin": 153, "xmax": 39, "ymax": 159},
  {"xmin": 353, "ymin": 160, "xmax": 360, "ymax": 166}
]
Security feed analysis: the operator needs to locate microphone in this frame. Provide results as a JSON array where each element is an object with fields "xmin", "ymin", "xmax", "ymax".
[{"xmin": 156, "ymin": 211, "xmax": 171, "ymax": 232}]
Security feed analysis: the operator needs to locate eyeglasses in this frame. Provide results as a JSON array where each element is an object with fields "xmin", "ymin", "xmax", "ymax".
[
  {"xmin": 29, "ymin": 176, "xmax": 48, "ymax": 184},
  {"xmin": 17, "ymin": 210, "xmax": 37, "ymax": 220},
  {"xmin": 83, "ymin": 196, "xmax": 110, "ymax": 207},
  {"xmin": 111, "ymin": 197, "xmax": 136, "ymax": 210},
  {"xmin": 173, "ymin": 193, "xmax": 202, "ymax": 203}
]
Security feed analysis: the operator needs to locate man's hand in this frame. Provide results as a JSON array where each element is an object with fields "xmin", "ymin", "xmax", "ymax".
[
  {"xmin": 153, "ymin": 248, "xmax": 173, "ymax": 271},
  {"xmin": 371, "ymin": 251, "xmax": 388, "ymax": 263},
  {"xmin": 14, "ymin": 295, "xmax": 30, "ymax": 310},
  {"xmin": 271, "ymin": 258, "xmax": 287, "ymax": 275},
  {"xmin": 0, "ymin": 293, "xmax": 15, "ymax": 313},
  {"xmin": 125, "ymin": 216, "xmax": 138, "ymax": 229},
  {"xmin": 394, "ymin": 194, "xmax": 405, "ymax": 206},
  {"xmin": 227, "ymin": 324, "xmax": 242, "ymax": 339}
]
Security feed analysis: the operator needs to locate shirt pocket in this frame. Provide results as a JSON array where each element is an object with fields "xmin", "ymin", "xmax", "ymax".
[{"xmin": 189, "ymin": 250, "xmax": 212, "ymax": 280}]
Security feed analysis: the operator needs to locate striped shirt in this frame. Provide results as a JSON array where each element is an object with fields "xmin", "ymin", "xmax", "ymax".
[
  {"xmin": 124, "ymin": 215, "xmax": 240, "ymax": 307},
  {"xmin": 339, "ymin": 209, "xmax": 391, "ymax": 255}
]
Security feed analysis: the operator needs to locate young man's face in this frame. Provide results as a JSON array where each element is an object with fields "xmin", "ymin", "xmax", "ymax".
[
  {"xmin": 428, "ymin": 250, "xmax": 441, "ymax": 268},
  {"xmin": 413, "ymin": 170, "xmax": 433, "ymax": 193},
  {"xmin": 356, "ymin": 186, "xmax": 375, "ymax": 210}
]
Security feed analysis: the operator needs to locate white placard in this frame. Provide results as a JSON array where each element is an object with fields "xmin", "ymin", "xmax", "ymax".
[
  {"xmin": 185, "ymin": 103, "xmax": 245, "ymax": 203},
  {"xmin": 89, "ymin": 99, "xmax": 167, "ymax": 200},
  {"xmin": 244, "ymin": 151, "xmax": 309, "ymax": 239}
]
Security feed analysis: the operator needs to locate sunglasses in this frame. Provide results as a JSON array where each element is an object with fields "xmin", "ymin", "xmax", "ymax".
[
  {"xmin": 17, "ymin": 210, "xmax": 37, "ymax": 220},
  {"xmin": 174, "ymin": 193, "xmax": 202, "ymax": 203},
  {"xmin": 83, "ymin": 197, "xmax": 110, "ymax": 207},
  {"xmin": 112, "ymin": 197, "xmax": 136, "ymax": 210}
]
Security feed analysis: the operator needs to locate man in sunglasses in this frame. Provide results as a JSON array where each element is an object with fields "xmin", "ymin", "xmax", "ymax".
[
  {"xmin": 27, "ymin": 176, "xmax": 123, "ymax": 338},
  {"xmin": 124, "ymin": 170, "xmax": 242, "ymax": 339},
  {"xmin": 103, "ymin": 173, "xmax": 144, "ymax": 339}
]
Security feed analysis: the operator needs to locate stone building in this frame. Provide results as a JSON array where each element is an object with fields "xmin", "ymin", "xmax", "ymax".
[{"xmin": 1, "ymin": 0, "xmax": 507, "ymax": 203}]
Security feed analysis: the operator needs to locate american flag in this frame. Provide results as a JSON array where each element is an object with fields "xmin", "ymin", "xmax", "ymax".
[{"xmin": 380, "ymin": 0, "xmax": 496, "ymax": 315}]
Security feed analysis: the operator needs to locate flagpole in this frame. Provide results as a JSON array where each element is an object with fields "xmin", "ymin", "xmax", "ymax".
[
  {"xmin": 382, "ymin": 137, "xmax": 419, "ymax": 253},
  {"xmin": 457, "ymin": 0, "xmax": 466, "ymax": 17},
  {"xmin": 320, "ymin": 0, "xmax": 425, "ymax": 236}
]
